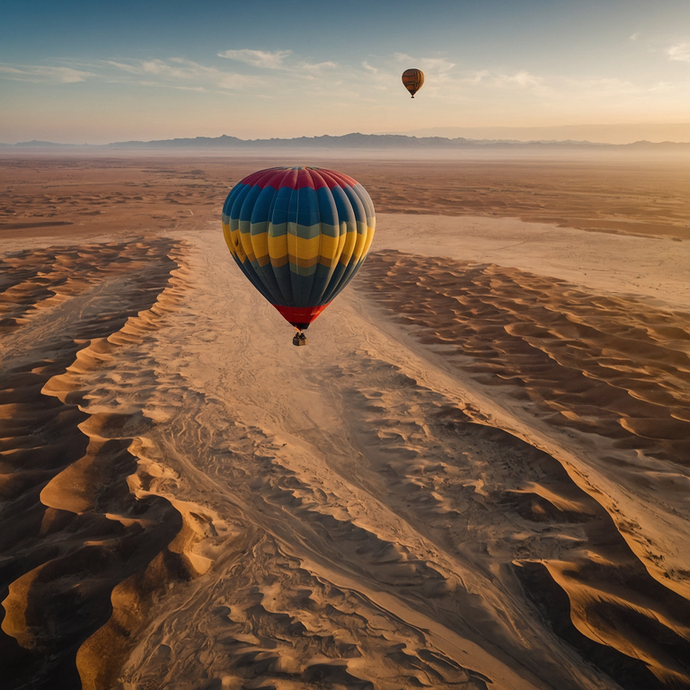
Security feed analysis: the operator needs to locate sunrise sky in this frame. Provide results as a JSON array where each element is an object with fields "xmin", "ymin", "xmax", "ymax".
[{"xmin": 1, "ymin": 0, "xmax": 689, "ymax": 144}]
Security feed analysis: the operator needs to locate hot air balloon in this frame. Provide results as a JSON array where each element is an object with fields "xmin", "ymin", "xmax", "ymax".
[
  {"xmin": 402, "ymin": 68, "xmax": 424, "ymax": 98},
  {"xmin": 222, "ymin": 167, "xmax": 376, "ymax": 346}
]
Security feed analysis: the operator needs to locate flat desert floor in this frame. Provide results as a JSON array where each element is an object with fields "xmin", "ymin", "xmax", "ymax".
[{"xmin": 1, "ymin": 155, "xmax": 690, "ymax": 690}]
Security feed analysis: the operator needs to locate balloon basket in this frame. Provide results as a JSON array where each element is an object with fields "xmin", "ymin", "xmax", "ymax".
[{"xmin": 292, "ymin": 332, "xmax": 308, "ymax": 347}]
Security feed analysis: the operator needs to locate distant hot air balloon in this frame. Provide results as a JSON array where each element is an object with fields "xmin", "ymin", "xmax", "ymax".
[
  {"xmin": 222, "ymin": 167, "xmax": 376, "ymax": 346},
  {"xmin": 402, "ymin": 68, "xmax": 424, "ymax": 98}
]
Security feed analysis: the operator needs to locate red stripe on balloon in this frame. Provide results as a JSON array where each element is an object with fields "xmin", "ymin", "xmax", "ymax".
[
  {"xmin": 240, "ymin": 167, "xmax": 359, "ymax": 192},
  {"xmin": 272, "ymin": 303, "xmax": 331, "ymax": 326},
  {"xmin": 242, "ymin": 168, "xmax": 278, "ymax": 187},
  {"xmin": 317, "ymin": 168, "xmax": 358, "ymax": 189}
]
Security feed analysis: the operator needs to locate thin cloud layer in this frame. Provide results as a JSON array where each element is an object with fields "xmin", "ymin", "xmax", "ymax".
[
  {"xmin": 394, "ymin": 53, "xmax": 455, "ymax": 74},
  {"xmin": 667, "ymin": 43, "xmax": 690, "ymax": 62},
  {"xmin": 106, "ymin": 58, "xmax": 257, "ymax": 90},
  {"xmin": 218, "ymin": 48, "xmax": 337, "ymax": 77},
  {"xmin": 0, "ymin": 64, "xmax": 96, "ymax": 83},
  {"xmin": 0, "ymin": 51, "xmax": 676, "ymax": 105},
  {"xmin": 218, "ymin": 49, "xmax": 292, "ymax": 68},
  {"xmin": 299, "ymin": 61, "xmax": 337, "ymax": 74},
  {"xmin": 496, "ymin": 71, "xmax": 543, "ymax": 88}
]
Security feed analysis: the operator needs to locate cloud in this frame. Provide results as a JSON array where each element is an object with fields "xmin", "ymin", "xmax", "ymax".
[
  {"xmin": 217, "ymin": 49, "xmax": 336, "ymax": 78},
  {"xmin": 132, "ymin": 80, "xmax": 206, "ymax": 92},
  {"xmin": 0, "ymin": 64, "xmax": 96, "ymax": 83},
  {"xmin": 419, "ymin": 58, "xmax": 455, "ymax": 73},
  {"xmin": 107, "ymin": 58, "xmax": 256, "ymax": 90},
  {"xmin": 452, "ymin": 70, "xmax": 543, "ymax": 91},
  {"xmin": 299, "ymin": 60, "xmax": 337, "ymax": 74},
  {"xmin": 218, "ymin": 49, "xmax": 291, "ymax": 68},
  {"xmin": 498, "ymin": 70, "xmax": 542, "ymax": 88},
  {"xmin": 108, "ymin": 58, "xmax": 212, "ymax": 80},
  {"xmin": 559, "ymin": 75, "xmax": 637, "ymax": 90},
  {"xmin": 629, "ymin": 32, "xmax": 640, "ymax": 41},
  {"xmin": 107, "ymin": 60, "xmax": 162, "ymax": 75},
  {"xmin": 667, "ymin": 43, "xmax": 690, "ymax": 62},
  {"xmin": 462, "ymin": 70, "xmax": 490, "ymax": 85},
  {"xmin": 394, "ymin": 53, "xmax": 455, "ymax": 73}
]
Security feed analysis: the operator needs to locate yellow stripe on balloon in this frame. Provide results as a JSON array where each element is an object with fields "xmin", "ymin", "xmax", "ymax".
[
  {"xmin": 360, "ymin": 225, "xmax": 376, "ymax": 258},
  {"xmin": 227, "ymin": 219, "xmax": 374, "ymax": 270},
  {"xmin": 223, "ymin": 225, "xmax": 247, "ymax": 263}
]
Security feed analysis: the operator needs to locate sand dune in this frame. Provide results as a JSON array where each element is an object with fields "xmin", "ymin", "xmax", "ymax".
[
  {"xmin": 2, "ymin": 157, "xmax": 690, "ymax": 689},
  {"xmin": 0, "ymin": 238, "xmax": 212, "ymax": 688},
  {"xmin": 359, "ymin": 250, "xmax": 690, "ymax": 685},
  {"xmin": 361, "ymin": 252, "xmax": 690, "ymax": 466}
]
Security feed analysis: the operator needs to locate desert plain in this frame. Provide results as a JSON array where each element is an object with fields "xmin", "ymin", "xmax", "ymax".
[{"xmin": 1, "ymin": 152, "xmax": 690, "ymax": 690}]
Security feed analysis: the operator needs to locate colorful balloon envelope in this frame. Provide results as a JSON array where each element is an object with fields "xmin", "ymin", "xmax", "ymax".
[
  {"xmin": 402, "ymin": 68, "xmax": 424, "ymax": 98},
  {"xmin": 222, "ymin": 166, "xmax": 376, "ymax": 336}
]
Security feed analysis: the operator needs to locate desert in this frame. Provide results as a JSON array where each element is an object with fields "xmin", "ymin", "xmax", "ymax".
[{"xmin": 0, "ymin": 152, "xmax": 689, "ymax": 689}]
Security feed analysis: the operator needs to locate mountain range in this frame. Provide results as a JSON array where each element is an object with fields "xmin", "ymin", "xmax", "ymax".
[{"xmin": 3, "ymin": 133, "xmax": 690, "ymax": 150}]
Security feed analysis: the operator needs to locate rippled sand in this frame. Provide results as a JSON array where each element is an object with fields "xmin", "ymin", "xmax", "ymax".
[{"xmin": 1, "ymin": 156, "xmax": 690, "ymax": 690}]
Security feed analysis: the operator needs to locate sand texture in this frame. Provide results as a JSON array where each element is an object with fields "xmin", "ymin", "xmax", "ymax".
[
  {"xmin": 1, "ymin": 157, "xmax": 690, "ymax": 690},
  {"xmin": 2, "ymin": 156, "xmax": 690, "ymax": 241}
]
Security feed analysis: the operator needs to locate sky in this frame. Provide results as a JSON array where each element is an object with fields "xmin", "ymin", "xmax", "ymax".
[{"xmin": 1, "ymin": 0, "xmax": 689, "ymax": 144}]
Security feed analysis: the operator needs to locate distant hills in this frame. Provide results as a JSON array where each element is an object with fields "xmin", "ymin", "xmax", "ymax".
[
  {"xmin": 3, "ymin": 133, "xmax": 690, "ymax": 151},
  {"xmin": 382, "ymin": 124, "xmax": 690, "ymax": 146}
]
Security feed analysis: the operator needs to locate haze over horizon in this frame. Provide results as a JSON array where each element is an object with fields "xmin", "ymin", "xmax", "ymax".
[{"xmin": 1, "ymin": 0, "xmax": 689, "ymax": 145}]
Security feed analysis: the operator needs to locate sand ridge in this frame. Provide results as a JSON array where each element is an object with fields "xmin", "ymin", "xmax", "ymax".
[
  {"xmin": 360, "ymin": 251, "xmax": 690, "ymax": 468},
  {"xmin": 0, "ymin": 237, "xmax": 219, "ymax": 688},
  {"xmin": 355, "ymin": 251, "xmax": 690, "ymax": 685}
]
